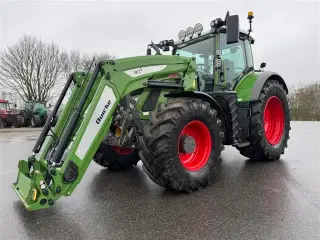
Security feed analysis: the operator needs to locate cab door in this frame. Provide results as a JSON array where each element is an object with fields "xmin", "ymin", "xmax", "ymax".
[{"xmin": 214, "ymin": 32, "xmax": 252, "ymax": 91}]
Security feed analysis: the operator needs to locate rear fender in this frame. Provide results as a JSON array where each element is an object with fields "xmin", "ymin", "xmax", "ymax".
[
  {"xmin": 235, "ymin": 71, "xmax": 288, "ymax": 102},
  {"xmin": 251, "ymin": 72, "xmax": 288, "ymax": 100}
]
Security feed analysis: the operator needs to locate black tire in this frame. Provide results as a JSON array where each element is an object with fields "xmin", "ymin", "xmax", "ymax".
[
  {"xmin": 20, "ymin": 110, "xmax": 30, "ymax": 127},
  {"xmin": 31, "ymin": 115, "xmax": 42, "ymax": 127},
  {"xmin": 139, "ymin": 97, "xmax": 224, "ymax": 193},
  {"xmin": 236, "ymin": 80, "xmax": 291, "ymax": 160},
  {"xmin": 0, "ymin": 119, "xmax": 6, "ymax": 128},
  {"xmin": 22, "ymin": 117, "xmax": 30, "ymax": 127},
  {"xmin": 0, "ymin": 119, "xmax": 10, "ymax": 128},
  {"xmin": 93, "ymin": 143, "xmax": 140, "ymax": 171},
  {"xmin": 12, "ymin": 115, "xmax": 24, "ymax": 128}
]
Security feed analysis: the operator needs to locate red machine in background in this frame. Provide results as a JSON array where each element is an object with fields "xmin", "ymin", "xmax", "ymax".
[{"xmin": 0, "ymin": 99, "xmax": 23, "ymax": 128}]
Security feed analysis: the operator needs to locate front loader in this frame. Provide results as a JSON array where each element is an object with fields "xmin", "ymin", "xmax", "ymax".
[{"xmin": 12, "ymin": 11, "xmax": 291, "ymax": 210}]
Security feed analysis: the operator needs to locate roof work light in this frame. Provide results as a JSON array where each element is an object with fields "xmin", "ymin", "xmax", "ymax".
[
  {"xmin": 185, "ymin": 27, "xmax": 194, "ymax": 39},
  {"xmin": 178, "ymin": 30, "xmax": 186, "ymax": 41}
]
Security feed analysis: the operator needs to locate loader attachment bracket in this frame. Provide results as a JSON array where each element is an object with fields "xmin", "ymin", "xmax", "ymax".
[{"xmin": 12, "ymin": 159, "xmax": 64, "ymax": 210}]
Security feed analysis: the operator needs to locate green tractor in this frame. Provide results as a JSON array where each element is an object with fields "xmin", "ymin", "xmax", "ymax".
[
  {"xmin": 12, "ymin": 11, "xmax": 290, "ymax": 210},
  {"xmin": 20, "ymin": 101, "xmax": 48, "ymax": 127}
]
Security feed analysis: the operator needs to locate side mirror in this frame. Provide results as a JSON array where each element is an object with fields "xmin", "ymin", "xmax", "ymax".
[
  {"xmin": 14, "ymin": 104, "xmax": 17, "ymax": 108},
  {"xmin": 260, "ymin": 62, "xmax": 266, "ymax": 71},
  {"xmin": 147, "ymin": 48, "xmax": 151, "ymax": 55},
  {"xmin": 226, "ymin": 15, "xmax": 239, "ymax": 44}
]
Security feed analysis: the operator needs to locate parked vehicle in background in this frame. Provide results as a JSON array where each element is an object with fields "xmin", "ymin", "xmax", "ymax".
[
  {"xmin": 20, "ymin": 101, "xmax": 49, "ymax": 127},
  {"xmin": 0, "ymin": 99, "xmax": 23, "ymax": 128}
]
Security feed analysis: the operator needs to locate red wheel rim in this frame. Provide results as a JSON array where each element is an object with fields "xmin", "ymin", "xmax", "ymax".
[
  {"xmin": 178, "ymin": 120, "xmax": 212, "ymax": 171},
  {"xmin": 263, "ymin": 96, "xmax": 285, "ymax": 145},
  {"xmin": 112, "ymin": 146, "xmax": 134, "ymax": 156}
]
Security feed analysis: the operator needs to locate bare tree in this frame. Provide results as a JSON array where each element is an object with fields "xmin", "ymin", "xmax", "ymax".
[
  {"xmin": 81, "ymin": 52, "xmax": 115, "ymax": 71},
  {"xmin": 288, "ymin": 82, "xmax": 320, "ymax": 121},
  {"xmin": 0, "ymin": 35, "xmax": 67, "ymax": 104},
  {"xmin": 63, "ymin": 50, "xmax": 115, "ymax": 77}
]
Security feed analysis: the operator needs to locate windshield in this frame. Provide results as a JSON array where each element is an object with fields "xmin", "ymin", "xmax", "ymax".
[
  {"xmin": 175, "ymin": 37, "xmax": 215, "ymax": 91},
  {"xmin": 0, "ymin": 103, "xmax": 9, "ymax": 110}
]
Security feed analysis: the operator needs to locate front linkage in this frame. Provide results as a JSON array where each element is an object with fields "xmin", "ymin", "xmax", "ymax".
[{"xmin": 12, "ymin": 55, "xmax": 195, "ymax": 210}]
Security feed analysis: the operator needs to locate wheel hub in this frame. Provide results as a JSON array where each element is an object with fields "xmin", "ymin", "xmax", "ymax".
[
  {"xmin": 179, "ymin": 135, "xmax": 196, "ymax": 154},
  {"xmin": 264, "ymin": 96, "xmax": 285, "ymax": 145},
  {"xmin": 112, "ymin": 146, "xmax": 134, "ymax": 156},
  {"xmin": 178, "ymin": 120, "xmax": 212, "ymax": 171}
]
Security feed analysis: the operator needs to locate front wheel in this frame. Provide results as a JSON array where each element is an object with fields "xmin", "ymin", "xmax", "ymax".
[
  {"xmin": 139, "ymin": 98, "xmax": 224, "ymax": 193},
  {"xmin": 12, "ymin": 115, "xmax": 24, "ymax": 128},
  {"xmin": 0, "ymin": 119, "xmax": 7, "ymax": 128},
  {"xmin": 237, "ymin": 80, "xmax": 291, "ymax": 160}
]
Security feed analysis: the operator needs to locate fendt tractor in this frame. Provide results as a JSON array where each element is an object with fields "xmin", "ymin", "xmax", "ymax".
[{"xmin": 12, "ymin": 11, "xmax": 291, "ymax": 210}]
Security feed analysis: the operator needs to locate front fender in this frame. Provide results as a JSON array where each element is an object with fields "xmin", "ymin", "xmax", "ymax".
[{"xmin": 165, "ymin": 91, "xmax": 225, "ymax": 115}]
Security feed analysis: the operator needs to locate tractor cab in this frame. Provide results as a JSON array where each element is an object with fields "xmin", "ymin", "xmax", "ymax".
[
  {"xmin": 0, "ymin": 100, "xmax": 13, "ymax": 116},
  {"xmin": 0, "ymin": 100, "xmax": 10, "ymax": 111},
  {"xmin": 148, "ymin": 11, "xmax": 256, "ymax": 93},
  {"xmin": 173, "ymin": 27, "xmax": 254, "ymax": 92}
]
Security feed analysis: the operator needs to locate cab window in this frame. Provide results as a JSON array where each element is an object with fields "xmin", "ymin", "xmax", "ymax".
[
  {"xmin": 244, "ymin": 39, "xmax": 254, "ymax": 68},
  {"xmin": 175, "ymin": 37, "xmax": 215, "ymax": 91},
  {"xmin": 219, "ymin": 33, "xmax": 247, "ymax": 87}
]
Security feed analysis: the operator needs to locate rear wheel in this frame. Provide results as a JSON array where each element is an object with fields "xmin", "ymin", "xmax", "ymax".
[
  {"xmin": 139, "ymin": 98, "xmax": 224, "ymax": 193},
  {"xmin": 31, "ymin": 115, "xmax": 42, "ymax": 127},
  {"xmin": 93, "ymin": 143, "xmax": 140, "ymax": 170},
  {"xmin": 237, "ymin": 80, "xmax": 291, "ymax": 160}
]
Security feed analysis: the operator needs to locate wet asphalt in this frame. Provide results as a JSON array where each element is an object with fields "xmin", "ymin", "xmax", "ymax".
[{"xmin": 0, "ymin": 122, "xmax": 319, "ymax": 240}]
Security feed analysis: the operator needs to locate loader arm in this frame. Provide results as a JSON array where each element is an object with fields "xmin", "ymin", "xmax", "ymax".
[{"xmin": 12, "ymin": 55, "xmax": 196, "ymax": 211}]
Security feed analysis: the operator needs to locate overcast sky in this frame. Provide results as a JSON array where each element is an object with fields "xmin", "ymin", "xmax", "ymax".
[{"xmin": 1, "ymin": 0, "xmax": 320, "ymax": 87}]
